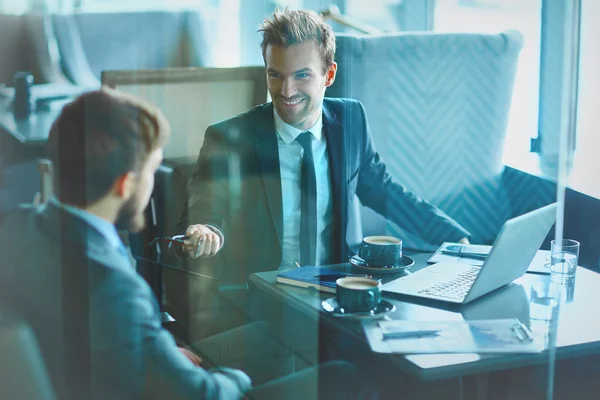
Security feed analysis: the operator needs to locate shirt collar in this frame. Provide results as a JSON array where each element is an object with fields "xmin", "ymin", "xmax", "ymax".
[
  {"xmin": 274, "ymin": 107, "xmax": 323, "ymax": 145},
  {"xmin": 49, "ymin": 197, "xmax": 124, "ymax": 251}
]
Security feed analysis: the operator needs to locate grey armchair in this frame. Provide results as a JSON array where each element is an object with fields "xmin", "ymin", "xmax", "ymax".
[{"xmin": 328, "ymin": 31, "xmax": 528, "ymax": 248}]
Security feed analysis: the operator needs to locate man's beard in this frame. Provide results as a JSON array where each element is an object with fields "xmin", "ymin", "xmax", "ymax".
[{"xmin": 115, "ymin": 195, "xmax": 146, "ymax": 232}]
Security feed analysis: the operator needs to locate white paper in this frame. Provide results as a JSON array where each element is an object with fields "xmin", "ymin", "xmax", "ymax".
[
  {"xmin": 363, "ymin": 319, "xmax": 545, "ymax": 354},
  {"xmin": 527, "ymin": 250, "xmax": 552, "ymax": 274}
]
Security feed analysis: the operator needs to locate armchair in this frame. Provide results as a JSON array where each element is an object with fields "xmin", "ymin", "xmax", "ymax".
[{"xmin": 328, "ymin": 31, "xmax": 535, "ymax": 248}]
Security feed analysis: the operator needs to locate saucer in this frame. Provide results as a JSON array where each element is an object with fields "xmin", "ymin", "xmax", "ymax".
[
  {"xmin": 349, "ymin": 254, "xmax": 414, "ymax": 274},
  {"xmin": 321, "ymin": 297, "xmax": 396, "ymax": 320}
]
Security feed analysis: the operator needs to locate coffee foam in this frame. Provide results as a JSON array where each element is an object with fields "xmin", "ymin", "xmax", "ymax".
[
  {"xmin": 364, "ymin": 236, "xmax": 401, "ymax": 245},
  {"xmin": 338, "ymin": 277, "xmax": 379, "ymax": 290}
]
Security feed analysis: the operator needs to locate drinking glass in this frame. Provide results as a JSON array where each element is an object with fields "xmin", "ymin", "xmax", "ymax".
[{"xmin": 550, "ymin": 239, "xmax": 580, "ymax": 283}]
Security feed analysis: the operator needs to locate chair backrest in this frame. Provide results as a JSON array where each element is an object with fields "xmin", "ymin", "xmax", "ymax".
[
  {"xmin": 51, "ymin": 13, "xmax": 100, "ymax": 87},
  {"xmin": 51, "ymin": 10, "xmax": 213, "ymax": 86},
  {"xmin": 0, "ymin": 161, "xmax": 42, "ymax": 217},
  {"xmin": 0, "ymin": 310, "xmax": 56, "ymax": 400},
  {"xmin": 102, "ymin": 66, "xmax": 267, "ymax": 159},
  {"xmin": 328, "ymin": 31, "xmax": 524, "ymax": 248},
  {"xmin": 153, "ymin": 158, "xmax": 198, "ymax": 243},
  {"xmin": 0, "ymin": 12, "xmax": 67, "ymax": 86}
]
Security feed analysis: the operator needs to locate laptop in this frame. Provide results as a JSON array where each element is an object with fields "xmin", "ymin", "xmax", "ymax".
[{"xmin": 382, "ymin": 203, "xmax": 557, "ymax": 304}]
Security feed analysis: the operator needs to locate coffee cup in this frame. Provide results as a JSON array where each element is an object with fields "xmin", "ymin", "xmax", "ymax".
[
  {"xmin": 358, "ymin": 236, "xmax": 402, "ymax": 267},
  {"xmin": 335, "ymin": 276, "xmax": 382, "ymax": 313}
]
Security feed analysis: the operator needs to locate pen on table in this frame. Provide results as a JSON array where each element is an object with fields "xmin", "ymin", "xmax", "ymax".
[
  {"xmin": 382, "ymin": 330, "xmax": 441, "ymax": 340},
  {"xmin": 295, "ymin": 261, "xmax": 301, "ymax": 268},
  {"xmin": 512, "ymin": 322, "xmax": 533, "ymax": 341},
  {"xmin": 440, "ymin": 250, "xmax": 487, "ymax": 261}
]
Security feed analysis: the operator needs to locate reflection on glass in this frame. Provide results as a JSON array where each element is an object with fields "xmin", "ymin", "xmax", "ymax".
[{"xmin": 530, "ymin": 281, "xmax": 559, "ymax": 323}]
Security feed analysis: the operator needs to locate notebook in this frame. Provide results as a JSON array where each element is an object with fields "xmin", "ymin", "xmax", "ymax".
[{"xmin": 276, "ymin": 266, "xmax": 357, "ymax": 293}]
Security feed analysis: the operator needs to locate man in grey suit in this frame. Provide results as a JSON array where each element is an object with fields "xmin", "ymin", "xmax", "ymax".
[{"xmin": 0, "ymin": 89, "xmax": 373, "ymax": 399}]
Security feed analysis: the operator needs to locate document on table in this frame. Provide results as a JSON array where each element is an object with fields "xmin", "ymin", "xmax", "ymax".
[
  {"xmin": 363, "ymin": 319, "xmax": 545, "ymax": 354},
  {"xmin": 526, "ymin": 250, "xmax": 552, "ymax": 274}
]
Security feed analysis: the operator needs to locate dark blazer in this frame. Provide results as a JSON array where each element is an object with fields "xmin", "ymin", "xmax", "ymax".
[
  {"xmin": 0, "ymin": 202, "xmax": 249, "ymax": 399},
  {"xmin": 178, "ymin": 98, "xmax": 470, "ymax": 282}
]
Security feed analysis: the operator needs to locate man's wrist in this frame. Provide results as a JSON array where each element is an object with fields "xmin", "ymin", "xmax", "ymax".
[{"xmin": 204, "ymin": 224, "xmax": 224, "ymax": 250}]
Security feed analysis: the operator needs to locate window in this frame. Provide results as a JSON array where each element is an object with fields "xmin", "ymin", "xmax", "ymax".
[
  {"xmin": 571, "ymin": 0, "xmax": 599, "ymax": 196},
  {"xmin": 79, "ymin": 0, "xmax": 213, "ymax": 11},
  {"xmin": 434, "ymin": 0, "xmax": 542, "ymax": 166},
  {"xmin": 345, "ymin": 0, "xmax": 403, "ymax": 31}
]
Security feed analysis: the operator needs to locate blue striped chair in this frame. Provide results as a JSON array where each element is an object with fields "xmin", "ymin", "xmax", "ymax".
[{"xmin": 329, "ymin": 31, "xmax": 529, "ymax": 249}]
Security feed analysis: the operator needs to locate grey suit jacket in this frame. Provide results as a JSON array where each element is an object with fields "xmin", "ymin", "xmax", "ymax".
[
  {"xmin": 0, "ymin": 202, "xmax": 249, "ymax": 399},
  {"xmin": 177, "ymin": 98, "xmax": 470, "ymax": 282}
]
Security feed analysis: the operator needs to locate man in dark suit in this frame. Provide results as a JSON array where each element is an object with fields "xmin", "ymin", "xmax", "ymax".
[
  {"xmin": 178, "ymin": 9, "xmax": 470, "ymax": 281},
  {"xmin": 0, "ymin": 89, "xmax": 373, "ymax": 399}
]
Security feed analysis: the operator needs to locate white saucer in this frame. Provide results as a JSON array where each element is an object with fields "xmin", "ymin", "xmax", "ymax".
[
  {"xmin": 321, "ymin": 297, "xmax": 396, "ymax": 320},
  {"xmin": 349, "ymin": 255, "xmax": 414, "ymax": 274}
]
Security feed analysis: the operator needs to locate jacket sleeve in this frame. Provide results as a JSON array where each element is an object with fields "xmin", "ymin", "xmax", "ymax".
[
  {"xmin": 91, "ymin": 266, "xmax": 250, "ymax": 399},
  {"xmin": 353, "ymin": 101, "xmax": 471, "ymax": 244},
  {"xmin": 175, "ymin": 125, "xmax": 231, "ymax": 254}
]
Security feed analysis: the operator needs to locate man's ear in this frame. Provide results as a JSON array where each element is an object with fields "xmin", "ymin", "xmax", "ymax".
[
  {"xmin": 324, "ymin": 62, "xmax": 337, "ymax": 87},
  {"xmin": 113, "ymin": 171, "xmax": 136, "ymax": 200}
]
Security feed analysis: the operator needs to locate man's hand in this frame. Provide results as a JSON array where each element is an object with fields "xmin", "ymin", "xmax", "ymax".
[
  {"xmin": 178, "ymin": 347, "xmax": 202, "ymax": 367},
  {"xmin": 458, "ymin": 237, "xmax": 470, "ymax": 245},
  {"xmin": 183, "ymin": 224, "xmax": 222, "ymax": 259}
]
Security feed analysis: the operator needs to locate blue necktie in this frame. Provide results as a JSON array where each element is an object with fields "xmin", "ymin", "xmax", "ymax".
[{"xmin": 297, "ymin": 132, "xmax": 317, "ymax": 266}]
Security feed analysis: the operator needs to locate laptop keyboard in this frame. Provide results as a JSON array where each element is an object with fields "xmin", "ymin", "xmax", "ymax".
[{"xmin": 418, "ymin": 266, "xmax": 481, "ymax": 300}]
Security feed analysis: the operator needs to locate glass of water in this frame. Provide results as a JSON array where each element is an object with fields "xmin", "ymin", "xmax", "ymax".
[{"xmin": 550, "ymin": 239, "xmax": 580, "ymax": 283}]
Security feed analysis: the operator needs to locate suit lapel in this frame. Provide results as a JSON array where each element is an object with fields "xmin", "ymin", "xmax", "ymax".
[
  {"xmin": 252, "ymin": 101, "xmax": 348, "ymax": 259},
  {"xmin": 254, "ymin": 103, "xmax": 284, "ymax": 247},
  {"xmin": 322, "ymin": 101, "xmax": 348, "ymax": 262}
]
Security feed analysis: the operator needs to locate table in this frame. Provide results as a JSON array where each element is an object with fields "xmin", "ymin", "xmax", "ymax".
[
  {"xmin": 0, "ymin": 98, "xmax": 66, "ymax": 143},
  {"xmin": 0, "ymin": 98, "xmax": 67, "ymax": 167},
  {"xmin": 248, "ymin": 253, "xmax": 600, "ymax": 394}
]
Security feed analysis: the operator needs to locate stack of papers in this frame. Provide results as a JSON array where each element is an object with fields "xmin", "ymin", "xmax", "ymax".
[{"xmin": 363, "ymin": 318, "xmax": 545, "ymax": 354}]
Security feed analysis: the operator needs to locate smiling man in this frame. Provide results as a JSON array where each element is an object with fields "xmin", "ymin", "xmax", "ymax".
[{"xmin": 177, "ymin": 8, "xmax": 470, "ymax": 279}]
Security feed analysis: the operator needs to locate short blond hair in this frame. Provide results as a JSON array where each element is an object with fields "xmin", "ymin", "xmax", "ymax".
[{"xmin": 259, "ymin": 8, "xmax": 336, "ymax": 74}]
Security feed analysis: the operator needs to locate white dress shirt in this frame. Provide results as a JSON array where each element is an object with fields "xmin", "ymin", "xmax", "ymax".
[{"xmin": 274, "ymin": 109, "xmax": 334, "ymax": 269}]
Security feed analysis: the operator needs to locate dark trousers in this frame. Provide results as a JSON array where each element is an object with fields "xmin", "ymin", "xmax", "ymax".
[
  {"xmin": 248, "ymin": 360, "xmax": 375, "ymax": 400},
  {"xmin": 194, "ymin": 321, "xmax": 377, "ymax": 399}
]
